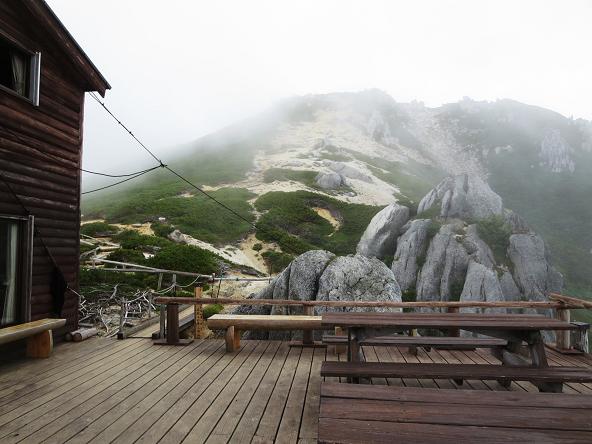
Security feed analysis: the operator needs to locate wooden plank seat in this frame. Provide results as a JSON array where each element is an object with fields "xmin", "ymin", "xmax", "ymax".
[
  {"xmin": 207, "ymin": 314, "xmax": 324, "ymax": 352},
  {"xmin": 319, "ymin": 382, "xmax": 592, "ymax": 443},
  {"xmin": 320, "ymin": 361, "xmax": 592, "ymax": 392},
  {"xmin": 0, "ymin": 318, "xmax": 66, "ymax": 358},
  {"xmin": 322, "ymin": 334, "xmax": 507, "ymax": 355}
]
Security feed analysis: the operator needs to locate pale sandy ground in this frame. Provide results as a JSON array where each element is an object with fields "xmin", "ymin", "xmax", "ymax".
[{"xmin": 313, "ymin": 207, "xmax": 341, "ymax": 230}]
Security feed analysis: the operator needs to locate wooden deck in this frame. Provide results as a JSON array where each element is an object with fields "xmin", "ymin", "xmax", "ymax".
[{"xmin": 0, "ymin": 338, "xmax": 590, "ymax": 443}]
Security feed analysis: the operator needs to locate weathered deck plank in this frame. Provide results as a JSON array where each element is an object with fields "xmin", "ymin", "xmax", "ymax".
[{"xmin": 0, "ymin": 338, "xmax": 590, "ymax": 443}]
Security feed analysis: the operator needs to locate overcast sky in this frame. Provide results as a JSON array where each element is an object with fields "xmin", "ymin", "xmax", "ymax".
[{"xmin": 47, "ymin": 0, "xmax": 592, "ymax": 175}]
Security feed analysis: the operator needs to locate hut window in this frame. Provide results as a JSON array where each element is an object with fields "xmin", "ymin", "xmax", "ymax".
[
  {"xmin": 0, "ymin": 216, "xmax": 33, "ymax": 327},
  {"xmin": 0, "ymin": 36, "xmax": 41, "ymax": 106},
  {"xmin": 0, "ymin": 219, "xmax": 20, "ymax": 327}
]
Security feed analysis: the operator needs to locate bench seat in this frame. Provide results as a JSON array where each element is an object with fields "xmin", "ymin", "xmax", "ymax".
[
  {"xmin": 319, "ymin": 382, "xmax": 592, "ymax": 443},
  {"xmin": 207, "ymin": 314, "xmax": 326, "ymax": 352},
  {"xmin": 0, "ymin": 318, "xmax": 66, "ymax": 358},
  {"xmin": 322, "ymin": 334, "xmax": 507, "ymax": 354},
  {"xmin": 320, "ymin": 361, "xmax": 592, "ymax": 392}
]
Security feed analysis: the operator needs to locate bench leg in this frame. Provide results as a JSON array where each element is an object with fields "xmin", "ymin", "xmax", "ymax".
[
  {"xmin": 538, "ymin": 382, "xmax": 563, "ymax": 393},
  {"xmin": 225, "ymin": 326, "xmax": 240, "ymax": 352},
  {"xmin": 27, "ymin": 330, "xmax": 53, "ymax": 358},
  {"xmin": 332, "ymin": 327, "xmax": 347, "ymax": 356}
]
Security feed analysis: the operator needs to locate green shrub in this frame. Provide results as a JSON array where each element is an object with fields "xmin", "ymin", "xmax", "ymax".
[
  {"xmin": 261, "ymin": 251, "xmax": 294, "ymax": 272},
  {"xmin": 151, "ymin": 221, "xmax": 174, "ymax": 238},
  {"xmin": 263, "ymin": 168, "xmax": 318, "ymax": 187},
  {"xmin": 252, "ymin": 243, "xmax": 263, "ymax": 252},
  {"xmin": 106, "ymin": 249, "xmax": 146, "ymax": 264},
  {"xmin": 203, "ymin": 303, "xmax": 223, "ymax": 319},
  {"xmin": 254, "ymin": 190, "xmax": 380, "ymax": 256},
  {"xmin": 476, "ymin": 215, "xmax": 512, "ymax": 265},
  {"xmin": 381, "ymin": 255, "xmax": 394, "ymax": 266},
  {"xmin": 145, "ymin": 244, "xmax": 221, "ymax": 275},
  {"xmin": 80, "ymin": 222, "xmax": 118, "ymax": 237},
  {"xmin": 112, "ymin": 230, "xmax": 170, "ymax": 250},
  {"xmin": 426, "ymin": 220, "xmax": 442, "ymax": 240}
]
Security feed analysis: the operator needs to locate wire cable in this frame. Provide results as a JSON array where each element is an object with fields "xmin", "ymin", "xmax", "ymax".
[
  {"xmin": 88, "ymin": 92, "xmax": 304, "ymax": 256},
  {"xmin": 81, "ymin": 166, "xmax": 160, "ymax": 195},
  {"xmin": 81, "ymin": 166, "xmax": 159, "ymax": 178},
  {"xmin": 89, "ymin": 92, "xmax": 164, "ymax": 166}
]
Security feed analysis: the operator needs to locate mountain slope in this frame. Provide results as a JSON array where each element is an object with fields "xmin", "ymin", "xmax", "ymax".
[{"xmin": 82, "ymin": 90, "xmax": 592, "ymax": 293}]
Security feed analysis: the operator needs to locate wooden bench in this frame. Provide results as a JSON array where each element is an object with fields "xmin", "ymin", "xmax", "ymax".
[
  {"xmin": 0, "ymin": 318, "xmax": 66, "ymax": 358},
  {"xmin": 322, "ymin": 334, "xmax": 507, "ymax": 355},
  {"xmin": 320, "ymin": 361, "xmax": 592, "ymax": 392},
  {"xmin": 319, "ymin": 382, "xmax": 592, "ymax": 443},
  {"xmin": 207, "ymin": 314, "xmax": 325, "ymax": 352}
]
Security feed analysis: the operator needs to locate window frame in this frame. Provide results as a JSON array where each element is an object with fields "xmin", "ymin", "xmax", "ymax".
[
  {"xmin": 0, "ymin": 30, "xmax": 41, "ymax": 107},
  {"xmin": 0, "ymin": 214, "xmax": 34, "ymax": 327}
]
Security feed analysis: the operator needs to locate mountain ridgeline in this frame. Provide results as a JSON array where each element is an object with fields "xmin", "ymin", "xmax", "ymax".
[{"xmin": 82, "ymin": 90, "xmax": 592, "ymax": 295}]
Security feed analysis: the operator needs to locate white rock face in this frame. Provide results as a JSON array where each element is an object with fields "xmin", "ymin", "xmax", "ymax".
[
  {"xmin": 316, "ymin": 254, "xmax": 402, "ymax": 313},
  {"xmin": 356, "ymin": 203, "xmax": 410, "ymax": 258},
  {"xmin": 460, "ymin": 261, "xmax": 504, "ymax": 314},
  {"xmin": 418, "ymin": 174, "xmax": 503, "ymax": 220},
  {"xmin": 391, "ymin": 219, "xmax": 431, "ymax": 292},
  {"xmin": 508, "ymin": 234, "xmax": 563, "ymax": 301},
  {"xmin": 540, "ymin": 129, "xmax": 575, "ymax": 173},
  {"xmin": 416, "ymin": 224, "xmax": 469, "ymax": 301},
  {"xmin": 315, "ymin": 172, "xmax": 344, "ymax": 190},
  {"xmin": 324, "ymin": 161, "xmax": 373, "ymax": 183}
]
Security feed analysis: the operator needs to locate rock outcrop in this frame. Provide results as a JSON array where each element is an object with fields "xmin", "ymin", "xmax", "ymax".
[
  {"xmin": 459, "ymin": 261, "xmax": 504, "ymax": 313},
  {"xmin": 236, "ymin": 251, "xmax": 401, "ymax": 339},
  {"xmin": 386, "ymin": 174, "xmax": 562, "ymax": 315},
  {"xmin": 315, "ymin": 171, "xmax": 344, "ymax": 190},
  {"xmin": 325, "ymin": 161, "xmax": 372, "ymax": 183},
  {"xmin": 416, "ymin": 223, "xmax": 469, "ymax": 301},
  {"xmin": 418, "ymin": 173, "xmax": 503, "ymax": 219},
  {"xmin": 356, "ymin": 203, "xmax": 409, "ymax": 258},
  {"xmin": 316, "ymin": 255, "xmax": 401, "ymax": 314},
  {"xmin": 508, "ymin": 234, "xmax": 563, "ymax": 301},
  {"xmin": 391, "ymin": 219, "xmax": 431, "ymax": 292}
]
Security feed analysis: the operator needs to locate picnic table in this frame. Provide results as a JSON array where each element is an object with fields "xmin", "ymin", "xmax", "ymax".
[
  {"xmin": 322, "ymin": 312, "xmax": 575, "ymax": 365},
  {"xmin": 321, "ymin": 312, "xmax": 586, "ymax": 391}
]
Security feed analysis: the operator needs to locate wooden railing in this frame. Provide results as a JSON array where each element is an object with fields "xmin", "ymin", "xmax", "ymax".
[{"xmin": 153, "ymin": 291, "xmax": 591, "ymax": 353}]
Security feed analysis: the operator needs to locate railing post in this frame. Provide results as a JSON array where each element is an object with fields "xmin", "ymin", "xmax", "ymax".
[
  {"xmin": 302, "ymin": 304, "xmax": 314, "ymax": 345},
  {"xmin": 194, "ymin": 286, "xmax": 206, "ymax": 339},
  {"xmin": 556, "ymin": 306, "xmax": 571, "ymax": 350},
  {"xmin": 159, "ymin": 304, "xmax": 166, "ymax": 339},
  {"xmin": 157, "ymin": 273, "xmax": 163, "ymax": 291},
  {"xmin": 117, "ymin": 297, "xmax": 127, "ymax": 340},
  {"xmin": 571, "ymin": 322, "xmax": 590, "ymax": 353},
  {"xmin": 166, "ymin": 303, "xmax": 180, "ymax": 345}
]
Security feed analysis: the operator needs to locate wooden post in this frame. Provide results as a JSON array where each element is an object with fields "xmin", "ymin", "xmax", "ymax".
[
  {"xmin": 194, "ymin": 286, "xmax": 206, "ymax": 339},
  {"xmin": 447, "ymin": 307, "xmax": 460, "ymax": 337},
  {"xmin": 167, "ymin": 303, "xmax": 180, "ymax": 345},
  {"xmin": 555, "ymin": 307, "xmax": 570, "ymax": 350},
  {"xmin": 302, "ymin": 305, "xmax": 314, "ymax": 345},
  {"xmin": 159, "ymin": 304, "xmax": 166, "ymax": 339},
  {"xmin": 26, "ymin": 330, "xmax": 53, "ymax": 358},
  {"xmin": 157, "ymin": 273, "xmax": 163, "ymax": 291}
]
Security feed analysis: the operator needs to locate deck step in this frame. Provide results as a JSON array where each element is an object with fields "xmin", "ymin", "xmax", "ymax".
[{"xmin": 320, "ymin": 361, "xmax": 592, "ymax": 383}]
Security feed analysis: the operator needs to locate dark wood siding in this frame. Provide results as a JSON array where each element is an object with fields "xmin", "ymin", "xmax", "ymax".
[{"xmin": 0, "ymin": 1, "xmax": 87, "ymax": 335}]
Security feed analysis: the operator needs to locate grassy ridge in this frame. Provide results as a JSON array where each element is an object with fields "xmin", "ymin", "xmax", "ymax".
[
  {"xmin": 84, "ymin": 187, "xmax": 255, "ymax": 245},
  {"xmin": 254, "ymin": 190, "xmax": 380, "ymax": 256}
]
